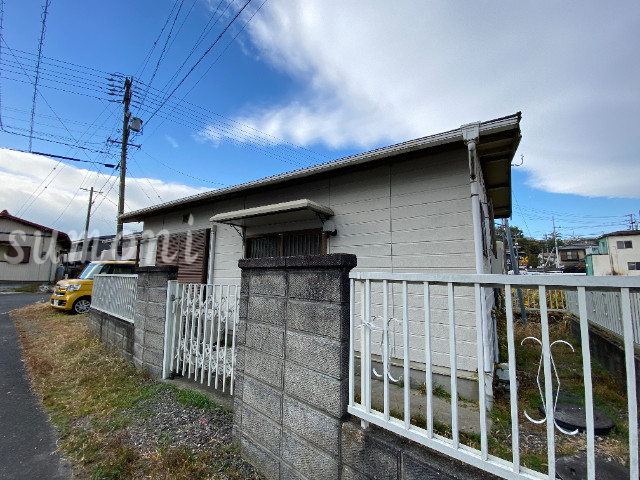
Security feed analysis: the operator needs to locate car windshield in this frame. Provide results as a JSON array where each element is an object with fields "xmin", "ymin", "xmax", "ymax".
[{"xmin": 78, "ymin": 263, "xmax": 111, "ymax": 279}]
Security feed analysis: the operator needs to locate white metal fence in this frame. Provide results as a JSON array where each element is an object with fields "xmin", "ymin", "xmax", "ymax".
[
  {"xmin": 566, "ymin": 290, "xmax": 640, "ymax": 346},
  {"xmin": 162, "ymin": 281, "xmax": 239, "ymax": 394},
  {"xmin": 349, "ymin": 272, "xmax": 640, "ymax": 480},
  {"xmin": 91, "ymin": 274, "xmax": 138, "ymax": 322}
]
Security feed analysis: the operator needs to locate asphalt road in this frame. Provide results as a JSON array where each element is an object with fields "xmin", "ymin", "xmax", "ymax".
[{"xmin": 0, "ymin": 293, "xmax": 72, "ymax": 480}]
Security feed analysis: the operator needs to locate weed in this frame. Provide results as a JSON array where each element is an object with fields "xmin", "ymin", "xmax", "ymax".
[{"xmin": 11, "ymin": 303, "xmax": 260, "ymax": 479}]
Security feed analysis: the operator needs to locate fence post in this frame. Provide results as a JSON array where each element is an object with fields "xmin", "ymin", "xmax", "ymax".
[
  {"xmin": 162, "ymin": 280, "xmax": 178, "ymax": 379},
  {"xmin": 233, "ymin": 254, "xmax": 357, "ymax": 480}
]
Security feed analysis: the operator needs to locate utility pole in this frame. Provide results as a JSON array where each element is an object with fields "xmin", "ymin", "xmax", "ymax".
[
  {"xmin": 116, "ymin": 77, "xmax": 133, "ymax": 259},
  {"xmin": 505, "ymin": 219, "xmax": 527, "ymax": 325},
  {"xmin": 551, "ymin": 217, "xmax": 560, "ymax": 268},
  {"xmin": 627, "ymin": 213, "xmax": 636, "ymax": 231},
  {"xmin": 80, "ymin": 187, "xmax": 94, "ymax": 263}
]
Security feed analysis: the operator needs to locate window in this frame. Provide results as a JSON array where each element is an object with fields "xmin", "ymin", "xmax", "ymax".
[
  {"xmin": 245, "ymin": 229, "xmax": 325, "ymax": 259},
  {"xmin": 617, "ymin": 240, "xmax": 633, "ymax": 249},
  {"xmin": 628, "ymin": 262, "xmax": 640, "ymax": 271},
  {"xmin": 561, "ymin": 251, "xmax": 579, "ymax": 261},
  {"xmin": 0, "ymin": 242, "xmax": 31, "ymax": 264}
]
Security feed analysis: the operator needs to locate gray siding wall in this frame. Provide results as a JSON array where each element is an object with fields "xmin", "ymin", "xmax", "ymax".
[{"xmin": 137, "ymin": 147, "xmax": 493, "ymax": 376}]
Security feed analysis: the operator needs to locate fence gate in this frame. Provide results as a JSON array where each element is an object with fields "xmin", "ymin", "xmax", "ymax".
[{"xmin": 163, "ymin": 281, "xmax": 239, "ymax": 394}]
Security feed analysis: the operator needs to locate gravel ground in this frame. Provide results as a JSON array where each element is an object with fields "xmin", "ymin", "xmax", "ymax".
[
  {"xmin": 124, "ymin": 388, "xmax": 233, "ymax": 450},
  {"xmin": 108, "ymin": 387, "xmax": 262, "ymax": 479}
]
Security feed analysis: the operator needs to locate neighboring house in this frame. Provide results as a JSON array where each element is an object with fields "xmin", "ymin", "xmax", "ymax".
[
  {"xmin": 0, "ymin": 209, "xmax": 71, "ymax": 283},
  {"xmin": 586, "ymin": 230, "xmax": 640, "ymax": 276},
  {"xmin": 558, "ymin": 243, "xmax": 595, "ymax": 273},
  {"xmin": 64, "ymin": 233, "xmax": 140, "ymax": 276},
  {"xmin": 121, "ymin": 113, "xmax": 522, "ymax": 395}
]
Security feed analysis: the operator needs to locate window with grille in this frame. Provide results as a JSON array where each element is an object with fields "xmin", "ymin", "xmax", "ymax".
[{"xmin": 245, "ymin": 230, "xmax": 325, "ymax": 259}]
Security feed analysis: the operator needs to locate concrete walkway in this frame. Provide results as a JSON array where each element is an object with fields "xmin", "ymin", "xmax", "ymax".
[
  {"xmin": 0, "ymin": 293, "xmax": 71, "ymax": 480},
  {"xmin": 355, "ymin": 373, "xmax": 490, "ymax": 435}
]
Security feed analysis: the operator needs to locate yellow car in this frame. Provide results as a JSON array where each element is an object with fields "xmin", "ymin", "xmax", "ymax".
[{"xmin": 50, "ymin": 261, "xmax": 136, "ymax": 314}]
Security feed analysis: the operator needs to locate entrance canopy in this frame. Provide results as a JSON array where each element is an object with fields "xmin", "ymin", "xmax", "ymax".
[{"xmin": 209, "ymin": 199, "xmax": 334, "ymax": 228}]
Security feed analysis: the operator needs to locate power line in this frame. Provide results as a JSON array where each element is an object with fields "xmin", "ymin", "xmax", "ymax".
[
  {"xmin": 28, "ymin": 0, "xmax": 51, "ymax": 152},
  {"xmin": 145, "ymin": 0, "xmax": 253, "ymax": 127},
  {"xmin": 138, "ymin": 0, "xmax": 184, "ymax": 108},
  {"xmin": 0, "ymin": 0, "xmax": 5, "ymax": 130},
  {"xmin": 135, "ymin": 0, "xmax": 181, "ymax": 80}
]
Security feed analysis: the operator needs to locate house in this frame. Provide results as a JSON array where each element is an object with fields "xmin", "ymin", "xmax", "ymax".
[
  {"xmin": 558, "ymin": 242, "xmax": 595, "ymax": 273},
  {"xmin": 586, "ymin": 230, "xmax": 640, "ymax": 276},
  {"xmin": 63, "ymin": 233, "xmax": 140, "ymax": 277},
  {"xmin": 0, "ymin": 210, "xmax": 71, "ymax": 283},
  {"xmin": 121, "ymin": 113, "xmax": 522, "ymax": 397}
]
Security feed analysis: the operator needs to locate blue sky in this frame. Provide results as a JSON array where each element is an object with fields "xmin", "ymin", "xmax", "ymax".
[{"xmin": 0, "ymin": 1, "xmax": 638, "ymax": 240}]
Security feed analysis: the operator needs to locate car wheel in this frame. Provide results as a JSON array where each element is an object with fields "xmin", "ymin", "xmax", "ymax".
[{"xmin": 72, "ymin": 297, "xmax": 91, "ymax": 314}]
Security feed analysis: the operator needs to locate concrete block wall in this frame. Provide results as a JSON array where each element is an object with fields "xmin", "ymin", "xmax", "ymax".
[
  {"xmin": 234, "ymin": 254, "xmax": 356, "ymax": 480},
  {"xmin": 87, "ymin": 308, "xmax": 134, "ymax": 362},
  {"xmin": 235, "ymin": 255, "xmax": 499, "ymax": 480},
  {"xmin": 88, "ymin": 265, "xmax": 177, "ymax": 379},
  {"xmin": 133, "ymin": 266, "xmax": 177, "ymax": 378}
]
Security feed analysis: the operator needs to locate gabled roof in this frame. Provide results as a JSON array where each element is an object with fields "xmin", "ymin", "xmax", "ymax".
[
  {"xmin": 121, "ymin": 112, "xmax": 522, "ymax": 222},
  {"xmin": 0, "ymin": 210, "xmax": 71, "ymax": 250}
]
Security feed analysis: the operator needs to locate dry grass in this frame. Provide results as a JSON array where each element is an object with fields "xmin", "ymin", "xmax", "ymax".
[
  {"xmin": 491, "ymin": 311, "xmax": 632, "ymax": 472},
  {"xmin": 11, "ymin": 303, "xmax": 258, "ymax": 479}
]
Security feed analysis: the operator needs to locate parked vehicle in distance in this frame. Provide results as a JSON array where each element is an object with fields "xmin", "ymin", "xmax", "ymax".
[{"xmin": 50, "ymin": 261, "xmax": 136, "ymax": 314}]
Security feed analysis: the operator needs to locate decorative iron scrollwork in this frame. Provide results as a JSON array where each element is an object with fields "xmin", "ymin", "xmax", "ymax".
[{"xmin": 521, "ymin": 336, "xmax": 579, "ymax": 435}]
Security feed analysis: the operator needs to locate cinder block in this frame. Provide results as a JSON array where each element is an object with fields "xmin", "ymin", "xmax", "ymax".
[
  {"xmin": 144, "ymin": 316, "xmax": 166, "ymax": 335},
  {"xmin": 288, "ymin": 270, "xmax": 348, "ymax": 302},
  {"xmin": 286, "ymin": 330, "xmax": 347, "ymax": 379},
  {"xmin": 142, "ymin": 346, "xmax": 163, "ymax": 368},
  {"xmin": 148, "ymin": 287, "xmax": 169, "ymax": 304},
  {"xmin": 241, "ymin": 405, "xmax": 282, "ymax": 456},
  {"xmin": 134, "ymin": 327, "xmax": 145, "ymax": 346},
  {"xmin": 241, "ymin": 434, "xmax": 280, "ymax": 480},
  {"xmin": 284, "ymin": 363, "xmax": 346, "ymax": 417},
  {"xmin": 247, "ymin": 296, "xmax": 286, "ymax": 326},
  {"xmin": 243, "ymin": 376, "xmax": 283, "ymax": 423},
  {"xmin": 341, "ymin": 465, "xmax": 370, "ymax": 480},
  {"xmin": 287, "ymin": 300, "xmax": 349, "ymax": 340},
  {"xmin": 146, "ymin": 273, "xmax": 172, "ymax": 288},
  {"xmin": 402, "ymin": 453, "xmax": 445, "ymax": 480},
  {"xmin": 143, "ymin": 363, "xmax": 162, "ymax": 379},
  {"xmin": 238, "ymin": 295, "xmax": 248, "ymax": 320},
  {"xmin": 246, "ymin": 322, "xmax": 284, "ymax": 358},
  {"xmin": 249, "ymin": 270, "xmax": 287, "ymax": 297},
  {"xmin": 341, "ymin": 421, "xmax": 400, "ymax": 479},
  {"xmin": 144, "ymin": 331, "xmax": 165, "ymax": 351},
  {"xmin": 281, "ymin": 430, "xmax": 339, "ymax": 480},
  {"xmin": 145, "ymin": 302, "xmax": 166, "ymax": 321},
  {"xmin": 283, "ymin": 396, "xmax": 340, "ymax": 456},
  {"xmin": 245, "ymin": 348, "xmax": 284, "ymax": 390}
]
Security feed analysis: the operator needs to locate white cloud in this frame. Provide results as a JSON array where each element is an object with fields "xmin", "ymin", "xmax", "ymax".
[
  {"xmin": 0, "ymin": 149, "xmax": 208, "ymax": 238},
  {"xmin": 204, "ymin": 1, "xmax": 640, "ymax": 198},
  {"xmin": 165, "ymin": 135, "xmax": 179, "ymax": 149}
]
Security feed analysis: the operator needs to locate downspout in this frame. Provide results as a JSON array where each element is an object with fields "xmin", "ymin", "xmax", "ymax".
[
  {"xmin": 207, "ymin": 225, "xmax": 217, "ymax": 284},
  {"xmin": 462, "ymin": 123, "xmax": 485, "ymax": 276},
  {"xmin": 461, "ymin": 122, "xmax": 494, "ymax": 408}
]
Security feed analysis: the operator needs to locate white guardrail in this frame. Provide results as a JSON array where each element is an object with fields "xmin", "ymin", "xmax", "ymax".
[
  {"xmin": 349, "ymin": 272, "xmax": 640, "ymax": 480},
  {"xmin": 91, "ymin": 274, "xmax": 138, "ymax": 322}
]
